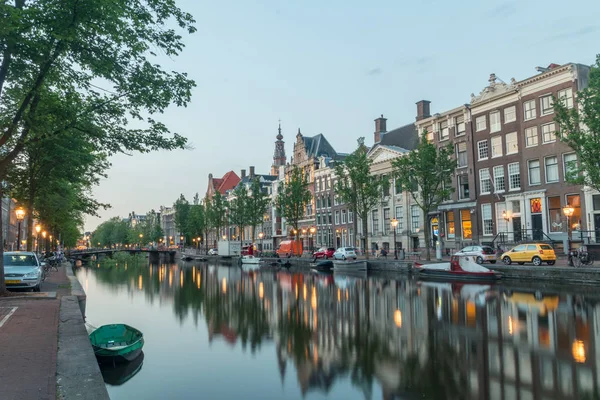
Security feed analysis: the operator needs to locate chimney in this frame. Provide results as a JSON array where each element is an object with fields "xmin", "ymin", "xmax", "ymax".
[
  {"xmin": 241, "ymin": 169, "xmax": 246, "ymax": 179},
  {"xmin": 374, "ymin": 114, "xmax": 387, "ymax": 144},
  {"xmin": 416, "ymin": 100, "xmax": 431, "ymax": 121},
  {"xmin": 249, "ymin": 166, "xmax": 255, "ymax": 178}
]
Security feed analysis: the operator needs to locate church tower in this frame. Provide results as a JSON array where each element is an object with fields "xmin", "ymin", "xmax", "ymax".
[{"xmin": 271, "ymin": 122, "xmax": 286, "ymax": 175}]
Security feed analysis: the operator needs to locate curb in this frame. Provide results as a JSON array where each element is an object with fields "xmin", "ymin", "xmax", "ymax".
[{"xmin": 0, "ymin": 292, "xmax": 57, "ymax": 300}]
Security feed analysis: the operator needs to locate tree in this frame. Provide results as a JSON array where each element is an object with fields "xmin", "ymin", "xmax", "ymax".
[
  {"xmin": 247, "ymin": 178, "xmax": 270, "ymax": 241},
  {"xmin": 0, "ymin": 1, "xmax": 196, "ymax": 292},
  {"xmin": 334, "ymin": 138, "xmax": 382, "ymax": 259},
  {"xmin": 228, "ymin": 185, "xmax": 251, "ymax": 247},
  {"xmin": 554, "ymin": 55, "xmax": 600, "ymax": 191},
  {"xmin": 207, "ymin": 192, "xmax": 227, "ymax": 244},
  {"xmin": 174, "ymin": 194, "xmax": 191, "ymax": 241},
  {"xmin": 188, "ymin": 204, "xmax": 206, "ymax": 248},
  {"xmin": 392, "ymin": 131, "xmax": 456, "ymax": 261},
  {"xmin": 276, "ymin": 166, "xmax": 312, "ymax": 252}
]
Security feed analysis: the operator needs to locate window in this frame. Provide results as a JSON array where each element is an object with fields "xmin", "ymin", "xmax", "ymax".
[
  {"xmin": 334, "ymin": 211, "xmax": 339, "ymax": 224},
  {"xmin": 410, "ymin": 205, "xmax": 420, "ymax": 231},
  {"xmin": 395, "ymin": 178, "xmax": 402, "ymax": 195},
  {"xmin": 341, "ymin": 210, "xmax": 347, "ymax": 224},
  {"xmin": 508, "ymin": 163, "xmax": 521, "ymax": 190},
  {"xmin": 478, "ymin": 140, "xmax": 489, "ymax": 160},
  {"xmin": 372, "ymin": 210, "xmax": 379, "ymax": 234},
  {"xmin": 558, "ymin": 88, "xmax": 574, "ymax": 108},
  {"xmin": 446, "ymin": 211, "xmax": 455, "ymax": 239},
  {"xmin": 496, "ymin": 203, "xmax": 507, "ymax": 233},
  {"xmin": 545, "ymin": 156, "xmax": 559, "ymax": 183},
  {"xmin": 505, "ymin": 132, "xmax": 518, "ymax": 154},
  {"xmin": 524, "ymin": 100, "xmax": 536, "ymax": 120},
  {"xmin": 566, "ymin": 194, "xmax": 581, "ymax": 230},
  {"xmin": 316, "ymin": 197, "xmax": 321, "ymax": 210},
  {"xmin": 504, "ymin": 106, "xmax": 516, "ymax": 123},
  {"xmin": 540, "ymin": 95, "xmax": 554, "ymax": 115},
  {"xmin": 458, "ymin": 175, "xmax": 470, "ymax": 200},
  {"xmin": 461, "ymin": 209, "xmax": 472, "ymax": 239},
  {"xmin": 528, "ymin": 160, "xmax": 541, "ymax": 185},
  {"xmin": 476, "ymin": 115, "xmax": 487, "ymax": 131},
  {"xmin": 328, "ymin": 212, "xmax": 332, "ymax": 224},
  {"xmin": 306, "ymin": 204, "xmax": 313, "ymax": 216},
  {"xmin": 564, "ymin": 153, "xmax": 578, "ymax": 180},
  {"xmin": 525, "ymin": 126, "xmax": 538, "ymax": 147},
  {"xmin": 482, "ymin": 204, "xmax": 493, "ymax": 235},
  {"xmin": 456, "ymin": 116, "xmax": 466, "ymax": 136},
  {"xmin": 490, "ymin": 111, "xmax": 501, "ymax": 132},
  {"xmin": 542, "ymin": 123, "xmax": 556, "ymax": 143},
  {"xmin": 491, "ymin": 136, "xmax": 503, "ymax": 158},
  {"xmin": 439, "ymin": 121, "xmax": 449, "ymax": 140},
  {"xmin": 395, "ymin": 206, "xmax": 403, "ymax": 232},
  {"xmin": 382, "ymin": 175, "xmax": 390, "ymax": 197},
  {"xmin": 547, "ymin": 196, "xmax": 562, "ymax": 232},
  {"xmin": 479, "ymin": 169, "xmax": 491, "ymax": 194},
  {"xmin": 348, "ymin": 210, "xmax": 353, "ymax": 223},
  {"xmin": 456, "ymin": 142, "xmax": 468, "ymax": 168},
  {"xmin": 383, "ymin": 208, "xmax": 391, "ymax": 235},
  {"xmin": 493, "ymin": 166, "xmax": 505, "ymax": 192}
]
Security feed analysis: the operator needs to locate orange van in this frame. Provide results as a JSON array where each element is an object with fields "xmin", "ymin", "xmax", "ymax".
[{"xmin": 276, "ymin": 240, "xmax": 303, "ymax": 257}]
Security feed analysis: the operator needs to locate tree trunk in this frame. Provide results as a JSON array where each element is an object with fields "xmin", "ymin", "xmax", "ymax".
[
  {"xmin": 26, "ymin": 198, "xmax": 34, "ymax": 251},
  {"xmin": 353, "ymin": 207, "xmax": 358, "ymax": 250},
  {"xmin": 424, "ymin": 216, "xmax": 431, "ymax": 261},
  {"xmin": 362, "ymin": 216, "xmax": 369, "ymax": 260},
  {"xmin": 0, "ymin": 185, "xmax": 5, "ymax": 293}
]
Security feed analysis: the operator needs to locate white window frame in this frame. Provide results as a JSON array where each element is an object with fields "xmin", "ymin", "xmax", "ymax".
[
  {"xmin": 478, "ymin": 140, "xmax": 489, "ymax": 160},
  {"xmin": 528, "ymin": 159, "xmax": 541, "ymax": 186},
  {"xmin": 335, "ymin": 210, "xmax": 340, "ymax": 224},
  {"xmin": 476, "ymin": 115, "xmax": 487, "ymax": 132},
  {"xmin": 508, "ymin": 163, "xmax": 520, "ymax": 190},
  {"xmin": 524, "ymin": 100, "xmax": 536, "ymax": 121},
  {"xmin": 563, "ymin": 153, "xmax": 578, "ymax": 179},
  {"xmin": 491, "ymin": 135, "xmax": 503, "ymax": 158},
  {"xmin": 545, "ymin": 156, "xmax": 559, "ymax": 183},
  {"xmin": 395, "ymin": 206, "xmax": 403, "ymax": 232},
  {"xmin": 455, "ymin": 116, "xmax": 466, "ymax": 136},
  {"xmin": 541, "ymin": 123, "xmax": 556, "ymax": 144},
  {"xmin": 479, "ymin": 168, "xmax": 491, "ymax": 195},
  {"xmin": 525, "ymin": 126, "xmax": 538, "ymax": 147},
  {"xmin": 348, "ymin": 210, "xmax": 353, "ymax": 223},
  {"xmin": 439, "ymin": 121, "xmax": 449, "ymax": 140},
  {"xmin": 456, "ymin": 142, "xmax": 468, "ymax": 168},
  {"xmin": 504, "ymin": 106, "xmax": 516, "ymax": 123},
  {"xmin": 341, "ymin": 210, "xmax": 347, "ymax": 224},
  {"xmin": 482, "ymin": 204, "xmax": 493, "ymax": 236},
  {"xmin": 410, "ymin": 205, "xmax": 420, "ymax": 232},
  {"xmin": 505, "ymin": 132, "xmax": 518, "ymax": 154},
  {"xmin": 540, "ymin": 94, "xmax": 554, "ymax": 116},
  {"xmin": 558, "ymin": 88, "xmax": 574, "ymax": 109},
  {"xmin": 490, "ymin": 111, "xmax": 501, "ymax": 133},
  {"xmin": 493, "ymin": 166, "xmax": 505, "ymax": 192}
]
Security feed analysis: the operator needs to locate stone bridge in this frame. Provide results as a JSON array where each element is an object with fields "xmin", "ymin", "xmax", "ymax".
[{"xmin": 68, "ymin": 248, "xmax": 177, "ymax": 264}]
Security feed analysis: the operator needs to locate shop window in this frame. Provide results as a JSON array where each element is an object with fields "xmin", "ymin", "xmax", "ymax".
[
  {"xmin": 461, "ymin": 209, "xmax": 472, "ymax": 239},
  {"xmin": 530, "ymin": 198, "xmax": 542, "ymax": 214},
  {"xmin": 547, "ymin": 196, "xmax": 562, "ymax": 232},
  {"xmin": 566, "ymin": 194, "xmax": 581, "ymax": 230},
  {"xmin": 447, "ymin": 211, "xmax": 455, "ymax": 239}
]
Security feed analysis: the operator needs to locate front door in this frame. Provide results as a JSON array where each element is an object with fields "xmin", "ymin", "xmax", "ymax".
[
  {"xmin": 513, "ymin": 217, "xmax": 522, "ymax": 242},
  {"xmin": 532, "ymin": 215, "xmax": 543, "ymax": 241},
  {"xmin": 594, "ymin": 214, "xmax": 600, "ymax": 243}
]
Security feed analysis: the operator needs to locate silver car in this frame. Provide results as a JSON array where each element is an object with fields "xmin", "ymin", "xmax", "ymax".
[
  {"xmin": 333, "ymin": 247, "xmax": 357, "ymax": 260},
  {"xmin": 4, "ymin": 252, "xmax": 43, "ymax": 292}
]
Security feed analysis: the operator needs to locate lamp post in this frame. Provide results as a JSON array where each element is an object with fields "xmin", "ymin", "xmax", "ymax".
[
  {"xmin": 139, "ymin": 233, "xmax": 143, "ymax": 249},
  {"xmin": 502, "ymin": 210, "xmax": 510, "ymax": 245},
  {"xmin": 35, "ymin": 225, "xmax": 41, "ymax": 254},
  {"xmin": 309, "ymin": 226, "xmax": 316, "ymax": 252},
  {"xmin": 15, "ymin": 207, "xmax": 25, "ymax": 251},
  {"xmin": 169, "ymin": 236, "xmax": 173, "ymax": 246},
  {"xmin": 258, "ymin": 232, "xmax": 264, "ymax": 254},
  {"xmin": 563, "ymin": 206, "xmax": 575, "ymax": 265},
  {"xmin": 180, "ymin": 235, "xmax": 184, "ymax": 250},
  {"xmin": 391, "ymin": 218, "xmax": 399, "ymax": 259}
]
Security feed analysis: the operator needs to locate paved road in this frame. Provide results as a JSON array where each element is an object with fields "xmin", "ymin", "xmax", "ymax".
[{"xmin": 0, "ymin": 266, "xmax": 70, "ymax": 400}]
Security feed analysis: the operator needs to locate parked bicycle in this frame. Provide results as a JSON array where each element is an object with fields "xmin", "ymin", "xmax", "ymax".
[{"xmin": 570, "ymin": 246, "xmax": 595, "ymax": 268}]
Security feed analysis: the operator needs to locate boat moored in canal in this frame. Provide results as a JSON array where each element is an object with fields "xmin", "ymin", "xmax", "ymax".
[
  {"xmin": 311, "ymin": 260, "xmax": 333, "ymax": 272},
  {"xmin": 100, "ymin": 351, "xmax": 145, "ymax": 386},
  {"xmin": 413, "ymin": 255, "xmax": 502, "ymax": 282},
  {"xmin": 241, "ymin": 255, "xmax": 261, "ymax": 264},
  {"xmin": 89, "ymin": 324, "xmax": 145, "ymax": 363},
  {"xmin": 333, "ymin": 259, "xmax": 367, "ymax": 272}
]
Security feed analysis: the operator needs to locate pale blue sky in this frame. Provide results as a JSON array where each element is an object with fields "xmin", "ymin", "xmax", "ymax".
[{"xmin": 85, "ymin": 0, "xmax": 600, "ymax": 231}]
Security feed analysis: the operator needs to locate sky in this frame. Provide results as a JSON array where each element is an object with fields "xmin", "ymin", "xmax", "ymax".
[{"xmin": 84, "ymin": 0, "xmax": 600, "ymax": 231}]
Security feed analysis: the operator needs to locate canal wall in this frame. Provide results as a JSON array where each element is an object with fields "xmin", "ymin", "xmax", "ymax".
[
  {"xmin": 56, "ymin": 265, "xmax": 109, "ymax": 400},
  {"xmin": 492, "ymin": 265, "xmax": 600, "ymax": 285}
]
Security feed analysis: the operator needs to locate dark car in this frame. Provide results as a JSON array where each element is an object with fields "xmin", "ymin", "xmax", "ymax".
[{"xmin": 313, "ymin": 247, "xmax": 335, "ymax": 260}]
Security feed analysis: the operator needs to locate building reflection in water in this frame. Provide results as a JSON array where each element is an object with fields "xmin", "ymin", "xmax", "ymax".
[{"xmin": 85, "ymin": 262, "xmax": 600, "ymax": 400}]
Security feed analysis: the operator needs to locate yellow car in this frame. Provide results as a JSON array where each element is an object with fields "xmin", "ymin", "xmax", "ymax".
[{"xmin": 501, "ymin": 243, "xmax": 556, "ymax": 266}]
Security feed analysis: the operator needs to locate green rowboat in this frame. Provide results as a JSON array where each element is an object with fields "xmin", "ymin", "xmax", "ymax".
[{"xmin": 89, "ymin": 324, "xmax": 144, "ymax": 363}]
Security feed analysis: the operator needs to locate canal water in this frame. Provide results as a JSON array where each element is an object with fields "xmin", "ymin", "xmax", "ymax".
[{"xmin": 76, "ymin": 261, "xmax": 599, "ymax": 400}]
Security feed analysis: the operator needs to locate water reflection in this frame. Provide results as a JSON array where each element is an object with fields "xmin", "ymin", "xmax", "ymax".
[{"xmin": 78, "ymin": 262, "xmax": 600, "ymax": 400}]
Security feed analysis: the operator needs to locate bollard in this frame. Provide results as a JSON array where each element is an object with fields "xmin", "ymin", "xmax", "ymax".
[{"xmin": 436, "ymin": 241, "xmax": 442, "ymax": 261}]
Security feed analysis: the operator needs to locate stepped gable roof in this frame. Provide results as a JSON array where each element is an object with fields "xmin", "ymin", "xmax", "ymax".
[{"xmin": 379, "ymin": 123, "xmax": 418, "ymax": 151}]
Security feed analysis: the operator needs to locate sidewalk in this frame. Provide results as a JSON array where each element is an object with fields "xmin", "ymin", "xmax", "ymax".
[{"xmin": 0, "ymin": 266, "xmax": 70, "ymax": 400}]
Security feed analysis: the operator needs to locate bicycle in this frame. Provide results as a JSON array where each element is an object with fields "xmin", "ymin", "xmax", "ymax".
[{"xmin": 571, "ymin": 246, "xmax": 595, "ymax": 268}]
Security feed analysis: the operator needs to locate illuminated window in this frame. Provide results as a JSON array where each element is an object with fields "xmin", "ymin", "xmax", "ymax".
[
  {"xmin": 530, "ymin": 198, "xmax": 542, "ymax": 214},
  {"xmin": 461, "ymin": 209, "xmax": 472, "ymax": 239},
  {"xmin": 566, "ymin": 194, "xmax": 581, "ymax": 229},
  {"xmin": 548, "ymin": 196, "xmax": 562, "ymax": 232},
  {"xmin": 446, "ymin": 211, "xmax": 455, "ymax": 239}
]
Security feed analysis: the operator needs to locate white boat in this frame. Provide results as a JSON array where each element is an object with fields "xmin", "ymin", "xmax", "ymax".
[
  {"xmin": 333, "ymin": 259, "xmax": 367, "ymax": 272},
  {"xmin": 241, "ymin": 255, "xmax": 261, "ymax": 264},
  {"xmin": 413, "ymin": 255, "xmax": 502, "ymax": 281}
]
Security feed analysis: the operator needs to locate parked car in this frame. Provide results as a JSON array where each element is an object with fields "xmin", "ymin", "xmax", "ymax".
[
  {"xmin": 313, "ymin": 247, "xmax": 335, "ymax": 260},
  {"xmin": 501, "ymin": 243, "xmax": 556, "ymax": 266},
  {"xmin": 3, "ymin": 251, "xmax": 43, "ymax": 292},
  {"xmin": 208, "ymin": 248, "xmax": 218, "ymax": 256},
  {"xmin": 333, "ymin": 247, "xmax": 357, "ymax": 261},
  {"xmin": 455, "ymin": 245, "xmax": 497, "ymax": 264}
]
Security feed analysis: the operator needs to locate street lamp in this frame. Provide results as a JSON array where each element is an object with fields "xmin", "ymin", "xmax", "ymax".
[
  {"xmin": 15, "ymin": 207, "xmax": 25, "ymax": 251},
  {"xmin": 258, "ymin": 232, "xmax": 264, "ymax": 254},
  {"xmin": 563, "ymin": 206, "xmax": 575, "ymax": 265},
  {"xmin": 35, "ymin": 225, "xmax": 41, "ymax": 254},
  {"xmin": 139, "ymin": 233, "xmax": 143, "ymax": 249},
  {"xmin": 309, "ymin": 226, "xmax": 316, "ymax": 252},
  {"xmin": 180, "ymin": 235, "xmax": 184, "ymax": 249},
  {"xmin": 391, "ymin": 218, "xmax": 399, "ymax": 259},
  {"xmin": 502, "ymin": 210, "xmax": 510, "ymax": 244}
]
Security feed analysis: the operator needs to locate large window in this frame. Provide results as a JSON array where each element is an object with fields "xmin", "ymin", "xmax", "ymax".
[
  {"xmin": 547, "ymin": 196, "xmax": 562, "ymax": 232},
  {"xmin": 395, "ymin": 206, "xmax": 403, "ymax": 232},
  {"xmin": 458, "ymin": 175, "xmax": 470, "ymax": 200},
  {"xmin": 491, "ymin": 136, "xmax": 503, "ymax": 158},
  {"xmin": 341, "ymin": 210, "xmax": 347, "ymax": 224},
  {"xmin": 348, "ymin": 210, "xmax": 353, "ymax": 223},
  {"xmin": 558, "ymin": 88, "xmax": 574, "ymax": 109},
  {"xmin": 504, "ymin": 106, "xmax": 516, "ymax": 123},
  {"xmin": 479, "ymin": 168, "xmax": 491, "ymax": 194},
  {"xmin": 542, "ymin": 123, "xmax": 556, "ymax": 143},
  {"xmin": 478, "ymin": 140, "xmax": 489, "ymax": 160},
  {"xmin": 545, "ymin": 156, "xmax": 559, "ymax": 183},
  {"xmin": 508, "ymin": 163, "xmax": 521, "ymax": 190},
  {"xmin": 493, "ymin": 166, "xmax": 505, "ymax": 192},
  {"xmin": 439, "ymin": 121, "xmax": 449, "ymax": 140},
  {"xmin": 372, "ymin": 210, "xmax": 379, "ymax": 234},
  {"xmin": 540, "ymin": 95, "xmax": 554, "ymax": 116},
  {"xmin": 335, "ymin": 211, "xmax": 340, "ymax": 224},
  {"xmin": 528, "ymin": 160, "xmax": 541, "ymax": 185},
  {"xmin": 446, "ymin": 211, "xmax": 455, "ymax": 239},
  {"xmin": 456, "ymin": 142, "xmax": 468, "ymax": 168},
  {"xmin": 410, "ymin": 205, "xmax": 420, "ymax": 232},
  {"xmin": 383, "ymin": 208, "xmax": 391, "ymax": 235},
  {"xmin": 456, "ymin": 116, "xmax": 466, "ymax": 136},
  {"xmin": 461, "ymin": 209, "xmax": 472, "ymax": 239},
  {"xmin": 382, "ymin": 175, "xmax": 390, "ymax": 197},
  {"xmin": 525, "ymin": 126, "xmax": 538, "ymax": 147},
  {"xmin": 564, "ymin": 153, "xmax": 578, "ymax": 179},
  {"xmin": 482, "ymin": 204, "xmax": 493, "ymax": 235},
  {"xmin": 566, "ymin": 194, "xmax": 581, "ymax": 229},
  {"xmin": 490, "ymin": 111, "xmax": 501, "ymax": 132},
  {"xmin": 496, "ymin": 203, "xmax": 508, "ymax": 234},
  {"xmin": 524, "ymin": 100, "xmax": 536, "ymax": 120},
  {"xmin": 395, "ymin": 178, "xmax": 402, "ymax": 195},
  {"xmin": 476, "ymin": 115, "xmax": 487, "ymax": 132}
]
